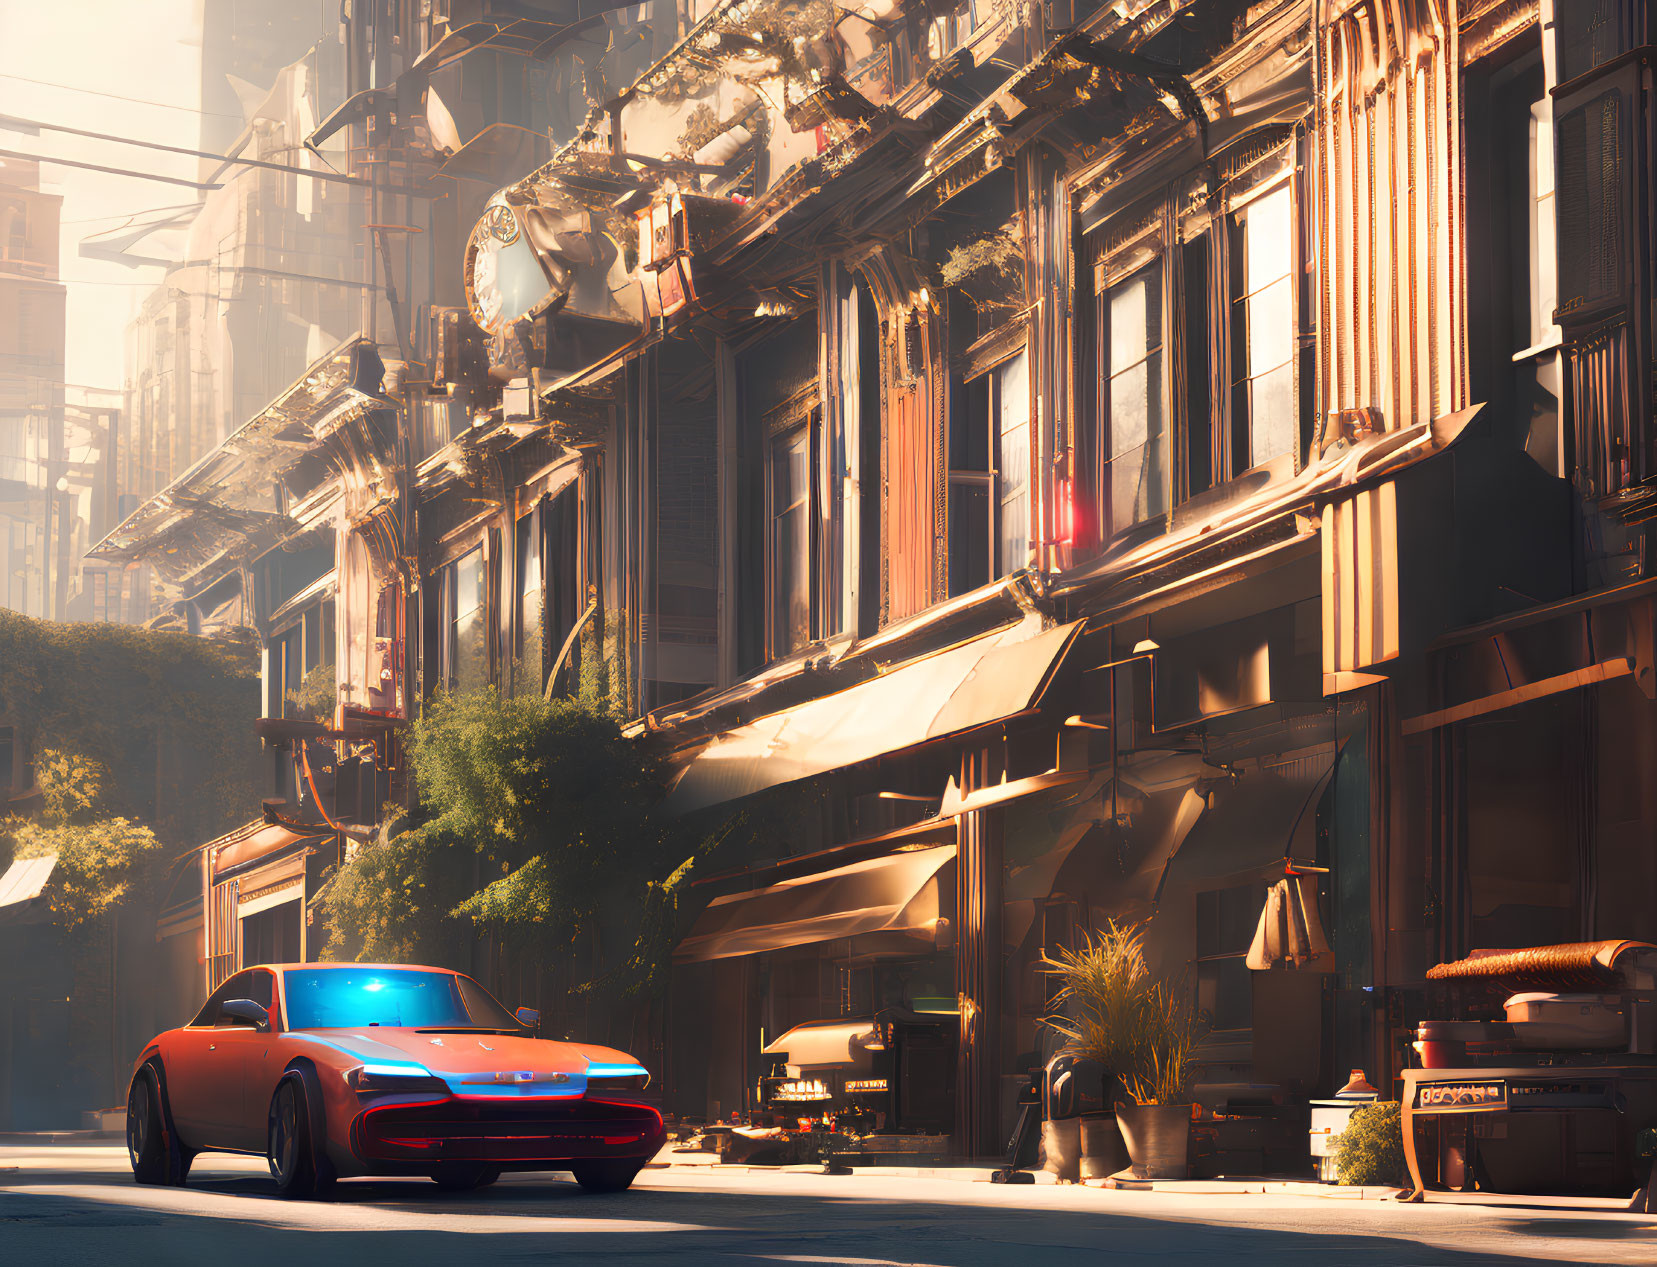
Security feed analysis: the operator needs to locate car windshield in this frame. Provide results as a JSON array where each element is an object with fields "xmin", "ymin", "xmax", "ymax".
[{"xmin": 282, "ymin": 968, "xmax": 524, "ymax": 1032}]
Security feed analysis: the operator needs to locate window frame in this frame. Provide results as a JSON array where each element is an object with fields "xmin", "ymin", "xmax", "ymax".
[
  {"xmin": 765, "ymin": 402, "xmax": 821, "ymax": 661},
  {"xmin": 1193, "ymin": 879, "xmax": 1268, "ymax": 1037},
  {"xmin": 1225, "ymin": 176, "xmax": 1301, "ymax": 477},
  {"xmin": 443, "ymin": 543, "xmax": 490, "ymax": 693},
  {"xmin": 514, "ymin": 505, "xmax": 545, "ymax": 695},
  {"xmin": 1093, "ymin": 211, "xmax": 1173, "ymax": 544},
  {"xmin": 1096, "ymin": 250, "xmax": 1171, "ymax": 540},
  {"xmin": 948, "ymin": 330, "xmax": 1033, "ymax": 595},
  {"xmin": 268, "ymin": 597, "xmax": 336, "ymax": 720}
]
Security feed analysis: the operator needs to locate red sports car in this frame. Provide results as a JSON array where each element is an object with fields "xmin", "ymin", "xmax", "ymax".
[{"xmin": 125, "ymin": 963, "xmax": 664, "ymax": 1198}]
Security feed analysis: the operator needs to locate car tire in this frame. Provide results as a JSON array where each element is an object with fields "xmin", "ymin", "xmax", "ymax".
[
  {"xmin": 430, "ymin": 1163, "xmax": 500, "ymax": 1191},
  {"xmin": 268, "ymin": 1073, "xmax": 334, "ymax": 1200},
  {"xmin": 571, "ymin": 1160, "xmax": 641, "ymax": 1193},
  {"xmin": 127, "ymin": 1068, "xmax": 168, "ymax": 1185}
]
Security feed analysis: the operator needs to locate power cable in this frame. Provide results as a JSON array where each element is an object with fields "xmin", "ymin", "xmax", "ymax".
[
  {"xmin": 0, "ymin": 114, "xmax": 372, "ymax": 187},
  {"xmin": 0, "ymin": 71, "xmax": 240, "ymax": 118}
]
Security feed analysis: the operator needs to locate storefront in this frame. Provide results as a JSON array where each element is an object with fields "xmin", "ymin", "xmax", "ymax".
[{"xmin": 202, "ymin": 819, "xmax": 337, "ymax": 990}]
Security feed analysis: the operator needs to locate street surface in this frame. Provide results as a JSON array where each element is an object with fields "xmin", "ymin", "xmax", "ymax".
[{"xmin": 3, "ymin": 1142, "xmax": 1656, "ymax": 1265}]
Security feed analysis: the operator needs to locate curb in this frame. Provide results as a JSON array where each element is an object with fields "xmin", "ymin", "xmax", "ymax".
[{"xmin": 0, "ymin": 1132, "xmax": 124, "ymax": 1146}]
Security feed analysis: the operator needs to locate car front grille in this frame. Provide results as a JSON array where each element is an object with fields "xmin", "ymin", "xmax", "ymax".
[{"xmin": 355, "ymin": 1096, "xmax": 663, "ymax": 1163}]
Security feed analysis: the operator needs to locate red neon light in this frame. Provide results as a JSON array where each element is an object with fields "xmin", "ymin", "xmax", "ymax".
[{"xmin": 1051, "ymin": 479, "xmax": 1076, "ymax": 546}]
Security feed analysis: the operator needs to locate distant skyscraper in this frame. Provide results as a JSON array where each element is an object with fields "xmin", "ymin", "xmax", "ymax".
[
  {"xmin": 0, "ymin": 157, "xmax": 67, "ymax": 619},
  {"xmin": 197, "ymin": 1, "xmax": 339, "ymax": 159}
]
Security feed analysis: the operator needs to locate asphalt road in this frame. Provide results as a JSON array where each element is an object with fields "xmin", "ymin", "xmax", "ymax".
[{"xmin": 3, "ymin": 1144, "xmax": 1656, "ymax": 1266}]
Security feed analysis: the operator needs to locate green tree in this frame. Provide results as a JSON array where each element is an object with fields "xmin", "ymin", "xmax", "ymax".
[
  {"xmin": 316, "ymin": 686, "xmax": 716, "ymax": 1010},
  {"xmin": 0, "ymin": 745, "xmax": 165, "ymax": 931}
]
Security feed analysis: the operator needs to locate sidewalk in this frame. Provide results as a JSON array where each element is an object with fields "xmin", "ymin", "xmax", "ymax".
[{"xmin": 652, "ymin": 1146, "xmax": 1637, "ymax": 1212}]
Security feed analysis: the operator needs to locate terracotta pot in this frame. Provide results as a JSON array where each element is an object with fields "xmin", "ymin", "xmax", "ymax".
[
  {"xmin": 1041, "ymin": 1116, "xmax": 1081, "ymax": 1182},
  {"xmin": 1115, "ymin": 1103, "xmax": 1192, "ymax": 1180},
  {"xmin": 1078, "ymin": 1112, "xmax": 1130, "ymax": 1180}
]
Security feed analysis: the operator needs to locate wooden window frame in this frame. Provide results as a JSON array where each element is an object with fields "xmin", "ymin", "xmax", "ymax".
[
  {"xmin": 1093, "ymin": 215, "xmax": 1172, "ymax": 544},
  {"xmin": 764, "ymin": 387, "xmax": 822, "ymax": 662},
  {"xmin": 1225, "ymin": 176, "xmax": 1302, "ymax": 478}
]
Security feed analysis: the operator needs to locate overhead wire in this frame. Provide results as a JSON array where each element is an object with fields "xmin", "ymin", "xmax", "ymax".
[{"xmin": 0, "ymin": 71, "xmax": 240, "ymax": 117}]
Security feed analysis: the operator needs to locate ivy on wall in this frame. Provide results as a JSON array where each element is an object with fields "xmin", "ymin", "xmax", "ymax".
[{"xmin": 0, "ymin": 610, "xmax": 262, "ymax": 850}]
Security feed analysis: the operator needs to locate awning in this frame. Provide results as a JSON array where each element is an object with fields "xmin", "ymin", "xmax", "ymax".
[
  {"xmin": 236, "ymin": 850, "xmax": 308, "ymax": 917},
  {"xmin": 209, "ymin": 820, "xmax": 330, "ymax": 881},
  {"xmin": 0, "ymin": 854, "xmax": 56, "ymax": 924},
  {"xmin": 674, "ymin": 845, "xmax": 956, "ymax": 963},
  {"xmin": 1426, "ymin": 941, "xmax": 1657, "ymax": 984},
  {"xmin": 665, "ymin": 620, "xmax": 1081, "ymax": 814},
  {"xmin": 1246, "ymin": 875, "xmax": 1334, "ymax": 971},
  {"xmin": 1156, "ymin": 749, "xmax": 1340, "ymax": 891},
  {"xmin": 762, "ymin": 1019, "xmax": 878, "ymax": 1067}
]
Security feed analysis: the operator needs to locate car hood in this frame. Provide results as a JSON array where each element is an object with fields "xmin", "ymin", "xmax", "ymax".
[{"xmin": 286, "ymin": 1028, "xmax": 648, "ymax": 1097}]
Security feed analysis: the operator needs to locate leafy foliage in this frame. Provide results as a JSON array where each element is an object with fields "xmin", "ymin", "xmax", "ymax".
[
  {"xmin": 0, "ymin": 608, "xmax": 261, "ymax": 848},
  {"xmin": 938, "ymin": 230, "xmax": 1023, "ymax": 310},
  {"xmin": 1, "ymin": 744, "xmax": 163, "ymax": 931},
  {"xmin": 1041, "ymin": 919, "xmax": 1207, "ymax": 1105},
  {"xmin": 1, "ymin": 816, "xmax": 164, "ymax": 932},
  {"xmin": 317, "ymin": 686, "xmax": 709, "ymax": 1004},
  {"xmin": 286, "ymin": 663, "xmax": 337, "ymax": 723},
  {"xmin": 34, "ymin": 747, "xmax": 110, "ymax": 826},
  {"xmin": 1334, "ymin": 1101, "xmax": 1407, "ymax": 1187}
]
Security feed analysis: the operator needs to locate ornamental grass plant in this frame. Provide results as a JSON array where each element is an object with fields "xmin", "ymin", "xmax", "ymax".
[
  {"xmin": 1040, "ymin": 920, "xmax": 1153, "ymax": 1089},
  {"xmin": 1040, "ymin": 919, "xmax": 1208, "ymax": 1106}
]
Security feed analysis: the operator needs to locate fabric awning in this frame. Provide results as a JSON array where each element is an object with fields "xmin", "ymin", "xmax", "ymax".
[
  {"xmin": 1246, "ymin": 875, "xmax": 1334, "ymax": 971},
  {"xmin": 665, "ymin": 620, "xmax": 1081, "ymax": 814},
  {"xmin": 674, "ymin": 844, "xmax": 956, "ymax": 963},
  {"xmin": 210, "ymin": 820, "xmax": 329, "ymax": 881},
  {"xmin": 1426, "ymin": 941, "xmax": 1657, "ymax": 984},
  {"xmin": 0, "ymin": 854, "xmax": 56, "ymax": 924},
  {"xmin": 237, "ymin": 850, "xmax": 308, "ymax": 917},
  {"xmin": 762, "ymin": 1019, "xmax": 878, "ymax": 1067},
  {"xmin": 1157, "ymin": 749, "xmax": 1340, "ymax": 890}
]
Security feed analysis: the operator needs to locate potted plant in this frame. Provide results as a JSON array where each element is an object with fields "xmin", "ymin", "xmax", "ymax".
[
  {"xmin": 1040, "ymin": 921, "xmax": 1151, "ymax": 1180},
  {"xmin": 1114, "ymin": 977, "xmax": 1205, "ymax": 1180}
]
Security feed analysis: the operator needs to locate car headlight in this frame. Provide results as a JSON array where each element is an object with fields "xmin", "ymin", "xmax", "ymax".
[
  {"xmin": 585, "ymin": 1063, "xmax": 651, "ymax": 1094},
  {"xmin": 346, "ymin": 1064, "xmax": 450, "ymax": 1095}
]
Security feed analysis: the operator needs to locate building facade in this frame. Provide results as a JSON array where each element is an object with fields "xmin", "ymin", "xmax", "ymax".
[
  {"xmin": 0, "ymin": 157, "xmax": 68, "ymax": 620},
  {"xmin": 97, "ymin": 0, "xmax": 1657, "ymax": 1162}
]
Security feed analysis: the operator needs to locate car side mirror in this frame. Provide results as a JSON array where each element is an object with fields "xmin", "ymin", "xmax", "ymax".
[
  {"xmin": 515, "ymin": 1007, "xmax": 540, "ymax": 1034},
  {"xmin": 222, "ymin": 999, "xmax": 271, "ymax": 1033}
]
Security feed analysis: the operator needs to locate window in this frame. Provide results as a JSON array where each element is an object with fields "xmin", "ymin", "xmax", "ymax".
[
  {"xmin": 1229, "ymin": 184, "xmax": 1297, "ymax": 472},
  {"xmin": 1195, "ymin": 881, "xmax": 1264, "ymax": 1033},
  {"xmin": 1101, "ymin": 263, "xmax": 1168, "ymax": 535},
  {"xmin": 515, "ymin": 510, "xmax": 544, "ymax": 694},
  {"xmin": 1527, "ymin": 93, "xmax": 1559, "ymax": 352},
  {"xmin": 769, "ymin": 420, "xmax": 815, "ymax": 656},
  {"xmin": 996, "ymin": 352, "xmax": 1031, "ymax": 572},
  {"xmin": 446, "ymin": 547, "xmax": 487, "ymax": 693},
  {"xmin": 192, "ymin": 970, "xmax": 271, "ymax": 1027},
  {"xmin": 949, "ymin": 347, "xmax": 1031, "ymax": 595},
  {"xmin": 1, "ymin": 199, "xmax": 24, "ymax": 261}
]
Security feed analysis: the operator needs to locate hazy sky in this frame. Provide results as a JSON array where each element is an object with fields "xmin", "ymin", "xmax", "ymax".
[{"xmin": 0, "ymin": 0, "xmax": 207, "ymax": 391}]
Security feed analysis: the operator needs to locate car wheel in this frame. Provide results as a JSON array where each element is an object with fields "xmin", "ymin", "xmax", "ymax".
[
  {"xmin": 571, "ymin": 1160, "xmax": 641, "ymax": 1193},
  {"xmin": 268, "ymin": 1074, "xmax": 334, "ymax": 1200},
  {"xmin": 127, "ymin": 1069, "xmax": 167, "ymax": 1185},
  {"xmin": 430, "ymin": 1163, "xmax": 500, "ymax": 1191}
]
